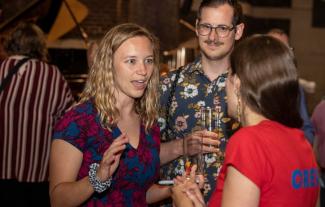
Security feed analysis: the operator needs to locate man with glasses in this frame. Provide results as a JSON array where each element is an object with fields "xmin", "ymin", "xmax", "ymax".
[{"xmin": 158, "ymin": 0, "xmax": 244, "ymax": 204}]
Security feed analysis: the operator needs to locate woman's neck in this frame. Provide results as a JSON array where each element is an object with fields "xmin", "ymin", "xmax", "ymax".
[
  {"xmin": 242, "ymin": 106, "xmax": 268, "ymax": 127},
  {"xmin": 115, "ymin": 93, "xmax": 136, "ymax": 118}
]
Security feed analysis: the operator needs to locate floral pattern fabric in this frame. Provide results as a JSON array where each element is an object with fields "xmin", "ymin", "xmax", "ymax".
[
  {"xmin": 52, "ymin": 100, "xmax": 160, "ymax": 207},
  {"xmin": 158, "ymin": 58, "xmax": 239, "ymax": 202}
]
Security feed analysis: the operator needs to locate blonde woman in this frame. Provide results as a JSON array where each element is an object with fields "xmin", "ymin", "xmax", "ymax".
[{"xmin": 49, "ymin": 23, "xmax": 170, "ymax": 206}]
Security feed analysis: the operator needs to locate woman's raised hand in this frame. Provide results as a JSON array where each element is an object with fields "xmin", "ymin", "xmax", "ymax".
[{"xmin": 97, "ymin": 133, "xmax": 129, "ymax": 181}]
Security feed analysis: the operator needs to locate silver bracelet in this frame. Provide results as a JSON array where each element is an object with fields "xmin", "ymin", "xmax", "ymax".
[{"xmin": 88, "ymin": 163, "xmax": 112, "ymax": 193}]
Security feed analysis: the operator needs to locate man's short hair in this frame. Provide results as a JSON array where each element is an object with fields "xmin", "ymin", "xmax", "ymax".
[{"xmin": 197, "ymin": 0, "xmax": 244, "ymax": 26}]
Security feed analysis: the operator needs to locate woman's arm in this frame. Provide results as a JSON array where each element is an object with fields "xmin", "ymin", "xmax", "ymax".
[
  {"xmin": 49, "ymin": 134, "xmax": 128, "ymax": 207},
  {"xmin": 49, "ymin": 139, "xmax": 94, "ymax": 207},
  {"xmin": 146, "ymin": 184, "xmax": 171, "ymax": 204},
  {"xmin": 221, "ymin": 166, "xmax": 260, "ymax": 207}
]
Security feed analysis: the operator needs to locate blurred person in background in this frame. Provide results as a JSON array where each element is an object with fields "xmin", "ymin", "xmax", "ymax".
[
  {"xmin": 0, "ymin": 21, "xmax": 74, "ymax": 207},
  {"xmin": 312, "ymin": 98, "xmax": 325, "ymax": 207}
]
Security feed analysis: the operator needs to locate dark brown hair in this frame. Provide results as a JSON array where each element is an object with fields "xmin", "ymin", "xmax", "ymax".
[
  {"xmin": 4, "ymin": 21, "xmax": 48, "ymax": 62},
  {"xmin": 197, "ymin": 0, "xmax": 243, "ymax": 26},
  {"xmin": 230, "ymin": 35, "xmax": 302, "ymax": 128}
]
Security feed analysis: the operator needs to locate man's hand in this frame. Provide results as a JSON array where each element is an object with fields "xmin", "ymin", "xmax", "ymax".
[{"xmin": 185, "ymin": 130, "xmax": 220, "ymax": 156}]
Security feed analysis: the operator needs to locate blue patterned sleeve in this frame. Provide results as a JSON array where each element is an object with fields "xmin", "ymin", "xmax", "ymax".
[
  {"xmin": 158, "ymin": 70, "xmax": 179, "ymax": 135},
  {"xmin": 52, "ymin": 105, "xmax": 87, "ymax": 152}
]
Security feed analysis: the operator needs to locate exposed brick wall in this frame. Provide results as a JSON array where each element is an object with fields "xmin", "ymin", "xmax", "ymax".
[
  {"xmin": 128, "ymin": 0, "xmax": 180, "ymax": 51},
  {"xmin": 0, "ymin": 0, "xmax": 191, "ymax": 51},
  {"xmin": 64, "ymin": 0, "xmax": 119, "ymax": 40},
  {"xmin": 63, "ymin": 0, "xmax": 182, "ymax": 51}
]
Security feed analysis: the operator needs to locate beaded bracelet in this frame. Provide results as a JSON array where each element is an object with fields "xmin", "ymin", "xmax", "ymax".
[{"xmin": 88, "ymin": 163, "xmax": 112, "ymax": 193}]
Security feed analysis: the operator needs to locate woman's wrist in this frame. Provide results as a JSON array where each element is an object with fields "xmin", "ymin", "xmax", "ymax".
[
  {"xmin": 88, "ymin": 163, "xmax": 112, "ymax": 193},
  {"xmin": 96, "ymin": 164, "xmax": 111, "ymax": 182}
]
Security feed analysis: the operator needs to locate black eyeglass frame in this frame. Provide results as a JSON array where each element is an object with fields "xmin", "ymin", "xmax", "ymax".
[{"xmin": 196, "ymin": 23, "xmax": 236, "ymax": 37}]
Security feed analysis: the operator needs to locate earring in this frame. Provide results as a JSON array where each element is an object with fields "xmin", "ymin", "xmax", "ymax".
[{"xmin": 236, "ymin": 90, "xmax": 241, "ymax": 123}]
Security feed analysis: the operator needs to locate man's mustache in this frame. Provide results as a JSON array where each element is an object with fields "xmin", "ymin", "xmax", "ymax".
[{"xmin": 204, "ymin": 40, "xmax": 224, "ymax": 46}]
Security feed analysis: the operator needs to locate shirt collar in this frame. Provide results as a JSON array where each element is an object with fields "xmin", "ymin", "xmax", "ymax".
[
  {"xmin": 186, "ymin": 57, "xmax": 230, "ymax": 79},
  {"xmin": 186, "ymin": 58, "xmax": 204, "ymax": 74}
]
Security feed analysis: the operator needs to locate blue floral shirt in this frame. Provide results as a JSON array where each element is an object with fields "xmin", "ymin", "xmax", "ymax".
[{"xmin": 158, "ymin": 58, "xmax": 239, "ymax": 202}]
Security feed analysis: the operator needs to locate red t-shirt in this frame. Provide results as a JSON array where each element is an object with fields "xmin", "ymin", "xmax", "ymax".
[{"xmin": 209, "ymin": 120, "xmax": 319, "ymax": 207}]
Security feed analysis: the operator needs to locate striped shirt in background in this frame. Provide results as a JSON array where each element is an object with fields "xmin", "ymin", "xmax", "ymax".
[{"xmin": 0, "ymin": 55, "xmax": 74, "ymax": 182}]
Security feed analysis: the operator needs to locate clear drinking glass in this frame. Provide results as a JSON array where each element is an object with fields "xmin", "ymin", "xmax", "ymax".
[
  {"xmin": 201, "ymin": 106, "xmax": 222, "ymax": 134},
  {"xmin": 182, "ymin": 106, "xmax": 222, "ymax": 177},
  {"xmin": 183, "ymin": 134, "xmax": 204, "ymax": 176},
  {"xmin": 200, "ymin": 105, "xmax": 222, "ymax": 167}
]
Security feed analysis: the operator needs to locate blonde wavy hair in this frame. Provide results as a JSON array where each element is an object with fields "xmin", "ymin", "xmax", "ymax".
[{"xmin": 79, "ymin": 23, "xmax": 160, "ymax": 131}]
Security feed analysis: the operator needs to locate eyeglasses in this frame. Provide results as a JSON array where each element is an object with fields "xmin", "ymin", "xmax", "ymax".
[{"xmin": 197, "ymin": 23, "xmax": 235, "ymax": 38}]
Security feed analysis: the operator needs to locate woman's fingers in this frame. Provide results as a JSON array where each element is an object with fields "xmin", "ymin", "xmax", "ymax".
[
  {"xmin": 102, "ymin": 144, "xmax": 126, "ymax": 162},
  {"xmin": 174, "ymin": 176, "xmax": 186, "ymax": 185},
  {"xmin": 190, "ymin": 165, "xmax": 197, "ymax": 179},
  {"xmin": 186, "ymin": 182, "xmax": 205, "ymax": 206},
  {"xmin": 95, "ymin": 133, "xmax": 130, "ymax": 182},
  {"xmin": 189, "ymin": 165, "xmax": 204, "ymax": 189},
  {"xmin": 110, "ymin": 133, "xmax": 129, "ymax": 147},
  {"xmin": 103, "ymin": 133, "xmax": 128, "ymax": 156},
  {"xmin": 100, "ymin": 133, "xmax": 129, "ymax": 169},
  {"xmin": 186, "ymin": 190, "xmax": 205, "ymax": 207},
  {"xmin": 191, "ymin": 184, "xmax": 205, "ymax": 204}
]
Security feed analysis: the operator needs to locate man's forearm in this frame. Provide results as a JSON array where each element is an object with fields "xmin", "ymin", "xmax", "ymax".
[{"xmin": 160, "ymin": 138, "xmax": 183, "ymax": 165}]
